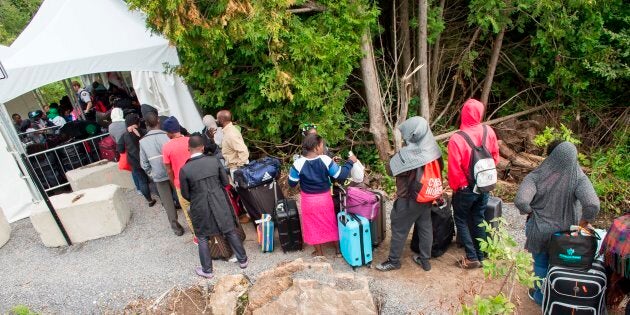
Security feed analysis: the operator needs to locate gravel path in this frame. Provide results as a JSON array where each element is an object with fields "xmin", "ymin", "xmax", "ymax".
[{"xmin": 0, "ymin": 190, "xmax": 527, "ymax": 314}]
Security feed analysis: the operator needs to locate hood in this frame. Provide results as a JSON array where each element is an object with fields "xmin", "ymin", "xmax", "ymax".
[
  {"xmin": 544, "ymin": 141, "xmax": 578, "ymax": 171},
  {"xmin": 399, "ymin": 116, "xmax": 430, "ymax": 144},
  {"xmin": 141, "ymin": 104, "xmax": 159, "ymax": 117},
  {"xmin": 460, "ymin": 99, "xmax": 485, "ymax": 129},
  {"xmin": 111, "ymin": 108, "xmax": 124, "ymax": 122}
]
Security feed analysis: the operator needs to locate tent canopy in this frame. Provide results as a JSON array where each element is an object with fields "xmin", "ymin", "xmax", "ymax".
[
  {"xmin": 0, "ymin": 0, "xmax": 180, "ymax": 103},
  {"xmin": 0, "ymin": 0, "xmax": 203, "ymax": 223}
]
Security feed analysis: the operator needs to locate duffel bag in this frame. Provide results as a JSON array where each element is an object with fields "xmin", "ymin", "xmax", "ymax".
[{"xmin": 234, "ymin": 157, "xmax": 281, "ymax": 189}]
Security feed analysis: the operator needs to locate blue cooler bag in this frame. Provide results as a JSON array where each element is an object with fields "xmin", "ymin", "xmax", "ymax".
[
  {"xmin": 256, "ymin": 214, "xmax": 274, "ymax": 253},
  {"xmin": 338, "ymin": 211, "xmax": 373, "ymax": 268}
]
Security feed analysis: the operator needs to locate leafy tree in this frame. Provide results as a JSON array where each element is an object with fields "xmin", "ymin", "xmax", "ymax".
[
  {"xmin": 128, "ymin": 0, "xmax": 378, "ymax": 145},
  {"xmin": 0, "ymin": 0, "xmax": 42, "ymax": 46}
]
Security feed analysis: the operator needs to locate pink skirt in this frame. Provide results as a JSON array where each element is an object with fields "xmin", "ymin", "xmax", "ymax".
[{"xmin": 300, "ymin": 190, "xmax": 339, "ymax": 245}]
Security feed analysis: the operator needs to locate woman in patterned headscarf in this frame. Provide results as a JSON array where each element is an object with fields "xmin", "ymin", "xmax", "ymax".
[{"xmin": 515, "ymin": 141, "xmax": 600, "ymax": 305}]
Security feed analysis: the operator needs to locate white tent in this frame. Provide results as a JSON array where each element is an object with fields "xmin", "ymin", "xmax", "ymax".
[{"xmin": 0, "ymin": 0, "xmax": 203, "ymax": 222}]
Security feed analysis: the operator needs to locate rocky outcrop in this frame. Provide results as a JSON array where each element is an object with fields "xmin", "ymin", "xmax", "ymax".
[{"xmin": 209, "ymin": 274, "xmax": 251, "ymax": 315}]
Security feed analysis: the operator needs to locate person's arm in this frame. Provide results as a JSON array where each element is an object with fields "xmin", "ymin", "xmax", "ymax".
[
  {"xmin": 489, "ymin": 127, "xmax": 500, "ymax": 165},
  {"xmin": 514, "ymin": 174, "xmax": 537, "ymax": 215},
  {"xmin": 218, "ymin": 157, "xmax": 230, "ymax": 187},
  {"xmin": 447, "ymin": 137, "xmax": 464, "ymax": 190},
  {"xmin": 329, "ymin": 156, "xmax": 356, "ymax": 180},
  {"xmin": 81, "ymin": 91, "xmax": 93, "ymax": 112},
  {"xmin": 117, "ymin": 135, "xmax": 126, "ymax": 154},
  {"xmin": 163, "ymin": 147, "xmax": 175, "ymax": 186},
  {"xmin": 139, "ymin": 145, "xmax": 151, "ymax": 176},
  {"xmin": 575, "ymin": 170, "xmax": 600, "ymax": 225},
  {"xmin": 204, "ymin": 133, "xmax": 218, "ymax": 155},
  {"xmin": 288, "ymin": 166, "xmax": 300, "ymax": 187},
  {"xmin": 233, "ymin": 136, "xmax": 249, "ymax": 164},
  {"xmin": 179, "ymin": 168, "xmax": 190, "ymax": 201},
  {"xmin": 165, "ymin": 163, "xmax": 175, "ymax": 187}
]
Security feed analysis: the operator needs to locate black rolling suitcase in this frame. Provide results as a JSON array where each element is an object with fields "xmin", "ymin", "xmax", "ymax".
[
  {"xmin": 485, "ymin": 196, "xmax": 502, "ymax": 227},
  {"xmin": 274, "ymin": 199, "xmax": 303, "ymax": 252},
  {"xmin": 238, "ymin": 180, "xmax": 284, "ymax": 221},
  {"xmin": 411, "ymin": 197, "xmax": 454, "ymax": 258},
  {"xmin": 542, "ymin": 261, "xmax": 607, "ymax": 315}
]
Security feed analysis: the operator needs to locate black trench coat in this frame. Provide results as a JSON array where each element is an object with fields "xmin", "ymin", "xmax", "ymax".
[{"xmin": 179, "ymin": 154, "xmax": 235, "ymax": 236}]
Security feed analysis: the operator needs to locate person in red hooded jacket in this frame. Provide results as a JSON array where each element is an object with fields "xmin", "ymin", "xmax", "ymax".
[{"xmin": 447, "ymin": 99, "xmax": 500, "ymax": 269}]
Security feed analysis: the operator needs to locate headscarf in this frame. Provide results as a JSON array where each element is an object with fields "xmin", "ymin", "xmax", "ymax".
[
  {"xmin": 110, "ymin": 108, "xmax": 124, "ymax": 122},
  {"xmin": 389, "ymin": 116, "xmax": 442, "ymax": 176},
  {"xmin": 203, "ymin": 115, "xmax": 218, "ymax": 129},
  {"xmin": 140, "ymin": 104, "xmax": 158, "ymax": 117},
  {"xmin": 47, "ymin": 108, "xmax": 60, "ymax": 120}
]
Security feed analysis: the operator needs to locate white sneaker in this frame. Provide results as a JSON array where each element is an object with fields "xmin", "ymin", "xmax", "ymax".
[
  {"xmin": 228, "ymin": 256, "xmax": 238, "ymax": 263},
  {"xmin": 136, "ymin": 190, "xmax": 143, "ymax": 196}
]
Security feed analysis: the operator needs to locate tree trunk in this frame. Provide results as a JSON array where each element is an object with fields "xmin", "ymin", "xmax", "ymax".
[
  {"xmin": 360, "ymin": 31, "xmax": 391, "ymax": 161},
  {"xmin": 429, "ymin": 0, "xmax": 445, "ymax": 114},
  {"xmin": 480, "ymin": 28, "xmax": 505, "ymax": 109},
  {"xmin": 417, "ymin": 0, "xmax": 430, "ymax": 121},
  {"xmin": 399, "ymin": 0, "xmax": 412, "ymax": 78}
]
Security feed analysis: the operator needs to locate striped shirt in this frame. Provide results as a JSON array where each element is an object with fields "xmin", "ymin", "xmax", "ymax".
[{"xmin": 288, "ymin": 155, "xmax": 353, "ymax": 194}]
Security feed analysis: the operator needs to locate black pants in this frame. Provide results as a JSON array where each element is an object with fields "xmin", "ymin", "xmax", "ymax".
[
  {"xmin": 388, "ymin": 198, "xmax": 433, "ymax": 266},
  {"xmin": 197, "ymin": 229, "xmax": 247, "ymax": 273}
]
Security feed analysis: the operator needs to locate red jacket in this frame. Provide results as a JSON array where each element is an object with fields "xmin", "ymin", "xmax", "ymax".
[{"xmin": 447, "ymin": 99, "xmax": 500, "ymax": 191}]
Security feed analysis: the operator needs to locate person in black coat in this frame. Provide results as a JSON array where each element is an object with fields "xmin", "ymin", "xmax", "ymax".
[
  {"xmin": 179, "ymin": 135, "xmax": 248, "ymax": 278},
  {"xmin": 117, "ymin": 113, "xmax": 156, "ymax": 207}
]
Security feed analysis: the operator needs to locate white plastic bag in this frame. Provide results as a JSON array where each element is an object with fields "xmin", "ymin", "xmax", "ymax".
[{"xmin": 349, "ymin": 151, "xmax": 365, "ymax": 183}]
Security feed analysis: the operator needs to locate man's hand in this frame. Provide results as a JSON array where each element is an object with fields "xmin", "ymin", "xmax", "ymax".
[
  {"xmin": 333, "ymin": 156, "xmax": 342, "ymax": 163},
  {"xmin": 578, "ymin": 219, "xmax": 593, "ymax": 230},
  {"xmin": 207, "ymin": 127, "xmax": 216, "ymax": 138},
  {"xmin": 127, "ymin": 125, "xmax": 137, "ymax": 133}
]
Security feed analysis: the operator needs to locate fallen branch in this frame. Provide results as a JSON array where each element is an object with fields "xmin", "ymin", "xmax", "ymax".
[
  {"xmin": 287, "ymin": 1, "xmax": 326, "ymax": 13},
  {"xmin": 434, "ymin": 103, "xmax": 553, "ymax": 141}
]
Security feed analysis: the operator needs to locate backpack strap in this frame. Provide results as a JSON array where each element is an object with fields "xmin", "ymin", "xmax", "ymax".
[
  {"xmin": 456, "ymin": 130, "xmax": 479, "ymax": 150},
  {"xmin": 481, "ymin": 125, "xmax": 488, "ymax": 148}
]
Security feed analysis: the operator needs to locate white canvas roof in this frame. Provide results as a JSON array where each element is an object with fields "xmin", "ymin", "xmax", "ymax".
[
  {"xmin": 0, "ymin": 0, "xmax": 203, "ymax": 223},
  {"xmin": 0, "ymin": 0, "xmax": 180, "ymax": 103}
]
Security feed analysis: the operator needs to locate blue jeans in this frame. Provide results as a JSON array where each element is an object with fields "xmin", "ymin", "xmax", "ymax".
[
  {"xmin": 131, "ymin": 168, "xmax": 152, "ymax": 202},
  {"xmin": 453, "ymin": 187, "xmax": 488, "ymax": 261},
  {"xmin": 131, "ymin": 171, "xmax": 141, "ymax": 191},
  {"xmin": 532, "ymin": 252, "xmax": 549, "ymax": 305}
]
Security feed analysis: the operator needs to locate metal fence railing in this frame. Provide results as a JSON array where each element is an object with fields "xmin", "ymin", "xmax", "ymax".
[{"xmin": 25, "ymin": 133, "xmax": 110, "ymax": 195}]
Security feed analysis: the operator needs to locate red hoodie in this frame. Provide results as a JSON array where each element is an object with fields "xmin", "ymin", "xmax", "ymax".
[{"xmin": 447, "ymin": 99, "xmax": 500, "ymax": 191}]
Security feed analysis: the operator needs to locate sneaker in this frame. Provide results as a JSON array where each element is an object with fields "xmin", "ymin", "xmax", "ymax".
[
  {"xmin": 375, "ymin": 259, "xmax": 400, "ymax": 272},
  {"xmin": 528, "ymin": 288, "xmax": 536, "ymax": 302},
  {"xmin": 195, "ymin": 267, "xmax": 214, "ymax": 279},
  {"xmin": 148, "ymin": 199, "xmax": 157, "ymax": 207},
  {"xmin": 239, "ymin": 215, "xmax": 251, "ymax": 224},
  {"xmin": 136, "ymin": 190, "xmax": 143, "ymax": 196},
  {"xmin": 458, "ymin": 258, "xmax": 481, "ymax": 269},
  {"xmin": 173, "ymin": 227, "xmax": 184, "ymax": 236},
  {"xmin": 193, "ymin": 236, "xmax": 199, "ymax": 245},
  {"xmin": 413, "ymin": 256, "xmax": 431, "ymax": 271},
  {"xmin": 239, "ymin": 260, "xmax": 249, "ymax": 269},
  {"xmin": 228, "ymin": 256, "xmax": 238, "ymax": 263}
]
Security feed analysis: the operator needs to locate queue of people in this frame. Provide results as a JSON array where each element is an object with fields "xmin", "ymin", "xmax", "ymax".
[{"xmin": 104, "ymin": 96, "xmax": 608, "ymax": 305}]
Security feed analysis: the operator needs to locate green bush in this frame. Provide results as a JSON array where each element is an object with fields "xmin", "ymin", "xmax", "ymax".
[
  {"xmin": 10, "ymin": 305, "xmax": 38, "ymax": 315},
  {"xmin": 587, "ymin": 132, "xmax": 630, "ymax": 214}
]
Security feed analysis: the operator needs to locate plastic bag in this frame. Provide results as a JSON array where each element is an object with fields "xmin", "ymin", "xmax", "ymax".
[{"xmin": 350, "ymin": 160, "xmax": 365, "ymax": 183}]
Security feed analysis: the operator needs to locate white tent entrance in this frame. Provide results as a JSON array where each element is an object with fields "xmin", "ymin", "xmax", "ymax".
[{"xmin": 0, "ymin": 0, "xmax": 203, "ymax": 224}]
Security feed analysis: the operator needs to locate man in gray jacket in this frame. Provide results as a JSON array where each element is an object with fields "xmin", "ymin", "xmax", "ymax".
[{"xmin": 140, "ymin": 112, "xmax": 185, "ymax": 236}]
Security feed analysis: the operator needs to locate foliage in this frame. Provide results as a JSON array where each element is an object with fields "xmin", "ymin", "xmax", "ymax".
[
  {"xmin": 586, "ymin": 131, "xmax": 630, "ymax": 214},
  {"xmin": 0, "ymin": 0, "xmax": 42, "ymax": 45},
  {"xmin": 532, "ymin": 124, "xmax": 581, "ymax": 148},
  {"xmin": 10, "ymin": 305, "xmax": 38, "ymax": 315},
  {"xmin": 38, "ymin": 82, "xmax": 66, "ymax": 105},
  {"xmin": 128, "ymin": 0, "xmax": 379, "ymax": 145},
  {"xmin": 460, "ymin": 219, "xmax": 539, "ymax": 315}
]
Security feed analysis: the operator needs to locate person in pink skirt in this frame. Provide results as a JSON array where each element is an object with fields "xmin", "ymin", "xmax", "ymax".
[{"xmin": 289, "ymin": 134, "xmax": 357, "ymax": 256}]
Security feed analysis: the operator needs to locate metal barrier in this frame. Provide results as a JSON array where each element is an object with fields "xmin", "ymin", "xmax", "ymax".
[{"xmin": 25, "ymin": 133, "xmax": 111, "ymax": 195}]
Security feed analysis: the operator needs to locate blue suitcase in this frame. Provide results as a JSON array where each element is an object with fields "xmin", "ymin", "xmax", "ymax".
[
  {"xmin": 338, "ymin": 211, "xmax": 373, "ymax": 268},
  {"xmin": 255, "ymin": 214, "xmax": 274, "ymax": 253}
]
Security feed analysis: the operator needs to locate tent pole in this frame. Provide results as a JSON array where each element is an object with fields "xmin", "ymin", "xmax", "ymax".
[{"xmin": 0, "ymin": 103, "xmax": 72, "ymax": 246}]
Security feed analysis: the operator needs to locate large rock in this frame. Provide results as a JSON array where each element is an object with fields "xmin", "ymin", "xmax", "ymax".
[
  {"xmin": 30, "ymin": 184, "xmax": 131, "ymax": 247},
  {"xmin": 208, "ymin": 274, "xmax": 251, "ymax": 315},
  {"xmin": 65, "ymin": 160, "xmax": 134, "ymax": 191},
  {"xmin": 246, "ymin": 258, "xmax": 377, "ymax": 315},
  {"xmin": 0, "ymin": 207, "xmax": 10, "ymax": 248}
]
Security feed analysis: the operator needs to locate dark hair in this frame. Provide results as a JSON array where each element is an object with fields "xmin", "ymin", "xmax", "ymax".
[
  {"xmin": 12, "ymin": 113, "xmax": 20, "ymax": 119},
  {"xmin": 303, "ymin": 134, "xmax": 323, "ymax": 153},
  {"xmin": 546, "ymin": 139, "xmax": 564, "ymax": 156},
  {"xmin": 71, "ymin": 81, "xmax": 81, "ymax": 88},
  {"xmin": 49, "ymin": 102, "xmax": 59, "ymax": 109},
  {"xmin": 145, "ymin": 112, "xmax": 159, "ymax": 128},
  {"xmin": 188, "ymin": 133, "xmax": 204, "ymax": 148},
  {"xmin": 125, "ymin": 113, "xmax": 140, "ymax": 127}
]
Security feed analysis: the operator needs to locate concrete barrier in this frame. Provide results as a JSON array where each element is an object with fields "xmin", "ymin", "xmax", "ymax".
[
  {"xmin": 30, "ymin": 184, "xmax": 131, "ymax": 247},
  {"xmin": 65, "ymin": 160, "xmax": 135, "ymax": 191},
  {"xmin": 0, "ymin": 207, "xmax": 10, "ymax": 248}
]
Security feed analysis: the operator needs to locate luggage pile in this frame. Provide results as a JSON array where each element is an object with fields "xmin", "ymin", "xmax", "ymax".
[{"xmin": 543, "ymin": 228, "xmax": 607, "ymax": 315}]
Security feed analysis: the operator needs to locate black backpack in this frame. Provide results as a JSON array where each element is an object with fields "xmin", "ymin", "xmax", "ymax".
[{"xmin": 456, "ymin": 125, "xmax": 497, "ymax": 193}]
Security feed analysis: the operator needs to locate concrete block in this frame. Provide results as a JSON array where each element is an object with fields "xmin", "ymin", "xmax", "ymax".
[
  {"xmin": 0, "ymin": 207, "xmax": 10, "ymax": 248},
  {"xmin": 66, "ymin": 160, "xmax": 135, "ymax": 191},
  {"xmin": 30, "ymin": 184, "xmax": 131, "ymax": 247}
]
